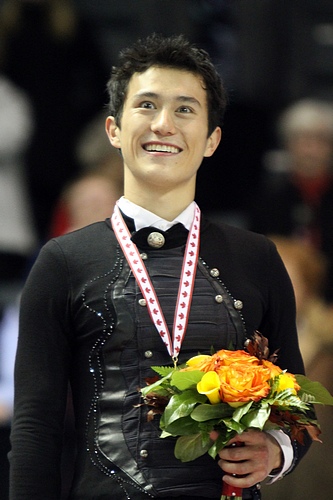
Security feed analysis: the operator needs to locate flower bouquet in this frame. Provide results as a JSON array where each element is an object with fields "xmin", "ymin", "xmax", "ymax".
[{"xmin": 140, "ymin": 332, "xmax": 333, "ymax": 500}]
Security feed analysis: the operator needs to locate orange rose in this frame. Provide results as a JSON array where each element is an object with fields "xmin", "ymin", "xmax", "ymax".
[
  {"xmin": 261, "ymin": 359, "xmax": 283, "ymax": 378},
  {"xmin": 215, "ymin": 349, "xmax": 261, "ymax": 367},
  {"xmin": 184, "ymin": 349, "xmax": 260, "ymax": 373},
  {"xmin": 217, "ymin": 363, "xmax": 271, "ymax": 404}
]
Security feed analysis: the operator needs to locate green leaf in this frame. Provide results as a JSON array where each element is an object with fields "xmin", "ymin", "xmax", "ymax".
[
  {"xmin": 191, "ymin": 403, "xmax": 234, "ymax": 422},
  {"xmin": 296, "ymin": 375, "xmax": 333, "ymax": 405},
  {"xmin": 232, "ymin": 401, "xmax": 253, "ymax": 422},
  {"xmin": 151, "ymin": 365, "xmax": 175, "ymax": 377},
  {"xmin": 222, "ymin": 418, "xmax": 245, "ymax": 434},
  {"xmin": 275, "ymin": 388, "xmax": 300, "ymax": 400},
  {"xmin": 275, "ymin": 395, "xmax": 309, "ymax": 411},
  {"xmin": 161, "ymin": 414, "xmax": 201, "ymax": 436},
  {"xmin": 208, "ymin": 428, "xmax": 236, "ymax": 459},
  {"xmin": 160, "ymin": 430, "xmax": 173, "ymax": 438},
  {"xmin": 269, "ymin": 374, "xmax": 284, "ymax": 393},
  {"xmin": 240, "ymin": 404, "xmax": 271, "ymax": 430},
  {"xmin": 171, "ymin": 370, "xmax": 204, "ymax": 390},
  {"xmin": 163, "ymin": 390, "xmax": 206, "ymax": 427},
  {"xmin": 174, "ymin": 433, "xmax": 212, "ymax": 462},
  {"xmin": 140, "ymin": 372, "xmax": 173, "ymax": 397}
]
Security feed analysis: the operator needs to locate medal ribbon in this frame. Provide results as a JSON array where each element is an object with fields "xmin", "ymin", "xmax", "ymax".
[{"xmin": 111, "ymin": 202, "xmax": 201, "ymax": 362}]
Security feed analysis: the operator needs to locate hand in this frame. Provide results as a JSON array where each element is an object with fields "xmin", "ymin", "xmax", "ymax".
[{"xmin": 214, "ymin": 430, "xmax": 283, "ymax": 489}]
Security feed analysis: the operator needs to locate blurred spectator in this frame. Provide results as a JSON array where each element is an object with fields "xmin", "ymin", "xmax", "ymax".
[
  {"xmin": 261, "ymin": 236, "xmax": 333, "ymax": 499},
  {"xmin": 0, "ymin": 300, "xmax": 19, "ymax": 500},
  {"xmin": 268, "ymin": 236, "xmax": 333, "ymax": 362},
  {"xmin": 0, "ymin": 0, "xmax": 108, "ymax": 241},
  {"xmin": 49, "ymin": 110, "xmax": 124, "ymax": 238},
  {"xmin": 75, "ymin": 111, "xmax": 124, "ymax": 195},
  {"xmin": 0, "ymin": 74, "xmax": 37, "ymax": 283},
  {"xmin": 49, "ymin": 171, "xmax": 123, "ymax": 238},
  {"xmin": 0, "ymin": 43, "xmax": 37, "ymax": 500},
  {"xmin": 250, "ymin": 99, "xmax": 333, "ymax": 302},
  {"xmin": 0, "ymin": 302, "xmax": 19, "ymax": 427}
]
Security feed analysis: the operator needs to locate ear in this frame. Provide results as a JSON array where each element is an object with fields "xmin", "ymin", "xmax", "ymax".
[
  {"xmin": 204, "ymin": 127, "xmax": 222, "ymax": 157},
  {"xmin": 105, "ymin": 116, "xmax": 121, "ymax": 149}
]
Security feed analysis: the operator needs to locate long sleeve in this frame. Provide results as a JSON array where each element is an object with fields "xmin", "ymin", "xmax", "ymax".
[{"xmin": 9, "ymin": 241, "xmax": 72, "ymax": 499}]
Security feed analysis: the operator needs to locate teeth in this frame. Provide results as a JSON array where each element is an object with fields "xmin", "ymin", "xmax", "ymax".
[{"xmin": 145, "ymin": 144, "xmax": 180, "ymax": 153}]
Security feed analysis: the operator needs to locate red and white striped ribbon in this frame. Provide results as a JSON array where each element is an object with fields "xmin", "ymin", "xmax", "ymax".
[{"xmin": 111, "ymin": 202, "xmax": 201, "ymax": 362}]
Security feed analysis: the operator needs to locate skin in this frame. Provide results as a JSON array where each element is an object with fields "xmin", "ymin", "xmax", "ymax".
[
  {"xmin": 212, "ymin": 430, "xmax": 282, "ymax": 489},
  {"xmin": 106, "ymin": 66, "xmax": 221, "ymax": 220},
  {"xmin": 106, "ymin": 65, "xmax": 283, "ymax": 487}
]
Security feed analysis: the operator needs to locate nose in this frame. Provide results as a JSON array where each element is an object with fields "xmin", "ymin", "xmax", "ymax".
[{"xmin": 151, "ymin": 108, "xmax": 176, "ymax": 136}]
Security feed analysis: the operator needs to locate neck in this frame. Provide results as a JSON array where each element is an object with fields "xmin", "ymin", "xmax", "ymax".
[{"xmin": 124, "ymin": 184, "xmax": 196, "ymax": 221}]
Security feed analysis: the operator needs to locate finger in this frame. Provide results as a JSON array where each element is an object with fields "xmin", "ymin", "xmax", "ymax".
[
  {"xmin": 222, "ymin": 472, "xmax": 259, "ymax": 489},
  {"xmin": 218, "ymin": 444, "xmax": 249, "ymax": 461},
  {"xmin": 218, "ymin": 459, "xmax": 251, "ymax": 477},
  {"xmin": 209, "ymin": 430, "xmax": 219, "ymax": 441}
]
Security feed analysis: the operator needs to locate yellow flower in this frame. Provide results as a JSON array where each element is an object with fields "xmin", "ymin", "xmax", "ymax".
[
  {"xmin": 197, "ymin": 371, "xmax": 222, "ymax": 404},
  {"xmin": 185, "ymin": 354, "xmax": 212, "ymax": 370},
  {"xmin": 276, "ymin": 372, "xmax": 300, "ymax": 395}
]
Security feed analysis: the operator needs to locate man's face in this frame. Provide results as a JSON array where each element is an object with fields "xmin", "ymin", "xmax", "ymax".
[{"xmin": 106, "ymin": 66, "xmax": 221, "ymax": 196}]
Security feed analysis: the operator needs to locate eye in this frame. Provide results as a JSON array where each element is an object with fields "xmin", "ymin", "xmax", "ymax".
[
  {"xmin": 139, "ymin": 101, "xmax": 155, "ymax": 109},
  {"xmin": 177, "ymin": 106, "xmax": 193, "ymax": 114}
]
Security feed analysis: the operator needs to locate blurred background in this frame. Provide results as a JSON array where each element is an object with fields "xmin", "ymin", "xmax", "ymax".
[{"xmin": 1, "ymin": 1, "xmax": 333, "ymax": 498}]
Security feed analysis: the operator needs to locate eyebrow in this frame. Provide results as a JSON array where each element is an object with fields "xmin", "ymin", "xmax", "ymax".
[{"xmin": 132, "ymin": 91, "xmax": 202, "ymax": 107}]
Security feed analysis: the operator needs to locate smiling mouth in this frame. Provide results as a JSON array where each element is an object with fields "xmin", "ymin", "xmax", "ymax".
[{"xmin": 143, "ymin": 143, "xmax": 182, "ymax": 154}]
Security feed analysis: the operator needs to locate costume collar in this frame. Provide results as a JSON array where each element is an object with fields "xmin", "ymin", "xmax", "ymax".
[{"xmin": 117, "ymin": 196, "xmax": 195, "ymax": 231}]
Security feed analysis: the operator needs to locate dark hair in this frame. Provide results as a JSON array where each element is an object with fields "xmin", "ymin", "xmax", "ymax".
[{"xmin": 106, "ymin": 33, "xmax": 227, "ymax": 136}]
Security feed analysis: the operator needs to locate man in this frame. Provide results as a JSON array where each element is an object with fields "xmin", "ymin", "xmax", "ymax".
[
  {"xmin": 9, "ymin": 34, "xmax": 310, "ymax": 499},
  {"xmin": 250, "ymin": 99, "xmax": 333, "ymax": 303}
]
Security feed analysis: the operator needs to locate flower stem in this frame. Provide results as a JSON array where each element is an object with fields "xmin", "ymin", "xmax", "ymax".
[{"xmin": 221, "ymin": 495, "xmax": 242, "ymax": 500}]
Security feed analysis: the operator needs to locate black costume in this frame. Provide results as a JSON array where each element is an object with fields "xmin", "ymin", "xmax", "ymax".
[{"xmin": 9, "ymin": 215, "xmax": 310, "ymax": 499}]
